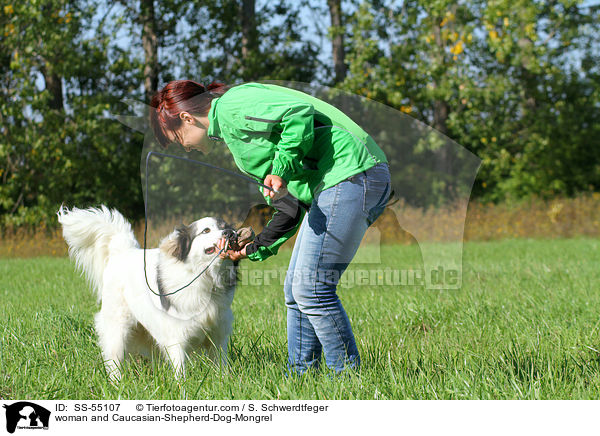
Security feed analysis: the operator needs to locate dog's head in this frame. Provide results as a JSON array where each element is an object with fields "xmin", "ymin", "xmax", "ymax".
[{"xmin": 159, "ymin": 217, "xmax": 253, "ymax": 263}]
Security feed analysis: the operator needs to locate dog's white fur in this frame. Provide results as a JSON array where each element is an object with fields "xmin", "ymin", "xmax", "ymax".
[{"xmin": 57, "ymin": 205, "xmax": 236, "ymax": 382}]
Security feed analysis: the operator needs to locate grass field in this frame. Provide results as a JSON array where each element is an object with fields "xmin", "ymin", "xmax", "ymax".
[{"xmin": 1, "ymin": 238, "xmax": 600, "ymax": 400}]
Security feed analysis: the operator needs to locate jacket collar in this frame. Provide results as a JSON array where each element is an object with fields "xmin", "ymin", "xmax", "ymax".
[{"xmin": 207, "ymin": 96, "xmax": 223, "ymax": 141}]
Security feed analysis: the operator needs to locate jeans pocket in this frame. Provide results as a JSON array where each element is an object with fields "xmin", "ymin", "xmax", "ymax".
[{"xmin": 363, "ymin": 165, "xmax": 391, "ymax": 226}]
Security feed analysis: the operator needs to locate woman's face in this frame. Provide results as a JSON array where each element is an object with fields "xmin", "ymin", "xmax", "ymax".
[{"xmin": 167, "ymin": 112, "xmax": 210, "ymax": 153}]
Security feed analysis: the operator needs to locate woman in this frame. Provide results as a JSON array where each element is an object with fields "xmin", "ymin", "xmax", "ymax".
[{"xmin": 149, "ymin": 80, "xmax": 391, "ymax": 375}]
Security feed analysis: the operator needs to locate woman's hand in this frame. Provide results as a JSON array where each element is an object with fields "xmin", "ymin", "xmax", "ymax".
[
  {"xmin": 263, "ymin": 174, "xmax": 288, "ymax": 201},
  {"xmin": 217, "ymin": 238, "xmax": 248, "ymax": 261}
]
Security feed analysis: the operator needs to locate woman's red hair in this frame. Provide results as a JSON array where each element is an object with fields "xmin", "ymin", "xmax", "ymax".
[{"xmin": 149, "ymin": 80, "xmax": 232, "ymax": 148}]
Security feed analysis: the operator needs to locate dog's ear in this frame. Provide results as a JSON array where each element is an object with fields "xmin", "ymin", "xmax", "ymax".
[{"xmin": 160, "ymin": 225, "xmax": 193, "ymax": 261}]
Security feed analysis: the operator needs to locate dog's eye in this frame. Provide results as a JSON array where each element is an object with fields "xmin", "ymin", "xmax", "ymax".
[{"xmin": 201, "ymin": 227, "xmax": 210, "ymax": 234}]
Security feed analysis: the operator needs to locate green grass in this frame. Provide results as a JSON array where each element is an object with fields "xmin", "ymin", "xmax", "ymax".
[{"xmin": 2, "ymin": 238, "xmax": 600, "ymax": 399}]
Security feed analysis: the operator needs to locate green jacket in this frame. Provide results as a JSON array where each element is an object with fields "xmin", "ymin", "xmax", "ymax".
[{"xmin": 206, "ymin": 82, "xmax": 388, "ymax": 261}]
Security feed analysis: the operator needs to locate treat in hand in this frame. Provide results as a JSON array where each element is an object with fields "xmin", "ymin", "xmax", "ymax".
[{"xmin": 227, "ymin": 226, "xmax": 255, "ymax": 251}]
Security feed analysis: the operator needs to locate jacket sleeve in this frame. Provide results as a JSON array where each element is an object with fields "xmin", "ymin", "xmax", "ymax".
[
  {"xmin": 244, "ymin": 193, "xmax": 309, "ymax": 262},
  {"xmin": 240, "ymin": 91, "xmax": 316, "ymax": 184}
]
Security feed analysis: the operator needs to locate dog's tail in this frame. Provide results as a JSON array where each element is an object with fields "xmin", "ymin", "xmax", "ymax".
[{"xmin": 57, "ymin": 205, "xmax": 139, "ymax": 300}]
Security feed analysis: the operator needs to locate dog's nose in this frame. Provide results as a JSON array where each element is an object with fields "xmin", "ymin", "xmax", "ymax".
[{"xmin": 222, "ymin": 229, "xmax": 236, "ymax": 240}]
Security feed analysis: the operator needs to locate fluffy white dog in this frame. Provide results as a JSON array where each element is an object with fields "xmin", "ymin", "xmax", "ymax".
[{"xmin": 57, "ymin": 205, "xmax": 247, "ymax": 382}]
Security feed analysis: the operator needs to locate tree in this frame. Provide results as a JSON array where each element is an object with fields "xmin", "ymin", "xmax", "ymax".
[
  {"xmin": 327, "ymin": 0, "xmax": 347, "ymax": 84},
  {"xmin": 0, "ymin": 0, "xmax": 144, "ymax": 228}
]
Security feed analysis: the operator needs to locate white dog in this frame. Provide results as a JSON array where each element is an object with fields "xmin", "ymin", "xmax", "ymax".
[{"xmin": 57, "ymin": 205, "xmax": 245, "ymax": 382}]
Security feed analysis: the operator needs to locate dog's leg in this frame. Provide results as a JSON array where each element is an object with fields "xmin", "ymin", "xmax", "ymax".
[
  {"xmin": 203, "ymin": 330, "xmax": 230, "ymax": 370},
  {"xmin": 212, "ymin": 309, "xmax": 233, "ymax": 370},
  {"xmin": 95, "ymin": 313, "xmax": 125, "ymax": 383},
  {"xmin": 215, "ymin": 340, "xmax": 229, "ymax": 370},
  {"xmin": 94, "ymin": 302, "xmax": 134, "ymax": 384},
  {"xmin": 162, "ymin": 343, "xmax": 187, "ymax": 380}
]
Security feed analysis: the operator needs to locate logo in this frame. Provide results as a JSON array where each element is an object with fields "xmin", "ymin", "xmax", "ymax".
[{"xmin": 2, "ymin": 402, "xmax": 50, "ymax": 434}]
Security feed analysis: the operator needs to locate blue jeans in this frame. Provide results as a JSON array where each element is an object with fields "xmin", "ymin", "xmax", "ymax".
[{"xmin": 284, "ymin": 162, "xmax": 391, "ymax": 375}]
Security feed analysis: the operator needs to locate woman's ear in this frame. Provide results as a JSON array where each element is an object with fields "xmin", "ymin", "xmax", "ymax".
[{"xmin": 179, "ymin": 111, "xmax": 195, "ymax": 124}]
